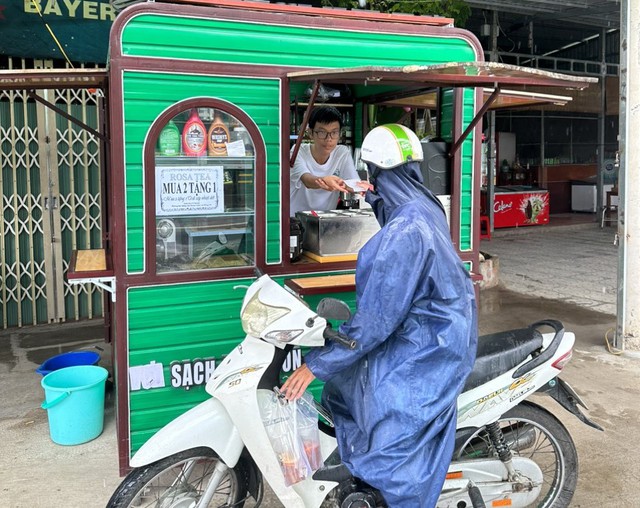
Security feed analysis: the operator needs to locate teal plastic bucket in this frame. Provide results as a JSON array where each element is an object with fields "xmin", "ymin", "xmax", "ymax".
[{"xmin": 41, "ymin": 365, "xmax": 109, "ymax": 445}]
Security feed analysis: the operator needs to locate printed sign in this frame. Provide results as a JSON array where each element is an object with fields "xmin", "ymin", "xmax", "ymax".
[
  {"xmin": 156, "ymin": 166, "xmax": 224, "ymax": 216},
  {"xmin": 0, "ymin": 1, "xmax": 114, "ymax": 63},
  {"xmin": 492, "ymin": 191, "xmax": 549, "ymax": 228},
  {"xmin": 129, "ymin": 361, "xmax": 166, "ymax": 391},
  {"xmin": 171, "ymin": 357, "xmax": 217, "ymax": 390},
  {"xmin": 131, "ymin": 350, "xmax": 303, "ymax": 392},
  {"xmin": 282, "ymin": 349, "xmax": 302, "ymax": 373}
]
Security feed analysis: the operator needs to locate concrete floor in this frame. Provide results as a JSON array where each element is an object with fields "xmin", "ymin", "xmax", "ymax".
[
  {"xmin": 0, "ymin": 284, "xmax": 636, "ymax": 507},
  {"xmin": 482, "ymin": 220, "xmax": 618, "ymax": 316}
]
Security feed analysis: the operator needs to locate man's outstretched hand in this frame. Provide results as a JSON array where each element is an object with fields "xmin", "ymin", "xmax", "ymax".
[{"xmin": 315, "ymin": 175, "xmax": 348, "ymax": 192}]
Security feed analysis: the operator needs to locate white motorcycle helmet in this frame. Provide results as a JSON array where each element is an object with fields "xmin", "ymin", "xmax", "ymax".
[{"xmin": 360, "ymin": 124, "xmax": 423, "ymax": 170}]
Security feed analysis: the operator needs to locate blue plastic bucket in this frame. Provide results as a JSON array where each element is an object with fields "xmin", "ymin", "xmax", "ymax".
[
  {"xmin": 41, "ymin": 365, "xmax": 109, "ymax": 445},
  {"xmin": 36, "ymin": 351, "xmax": 100, "ymax": 376}
]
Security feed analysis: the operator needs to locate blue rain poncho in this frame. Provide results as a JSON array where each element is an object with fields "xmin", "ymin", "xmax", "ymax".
[{"xmin": 305, "ymin": 161, "xmax": 478, "ymax": 507}]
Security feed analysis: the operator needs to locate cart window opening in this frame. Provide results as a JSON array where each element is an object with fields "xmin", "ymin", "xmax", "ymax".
[{"xmin": 154, "ymin": 107, "xmax": 255, "ymax": 273}]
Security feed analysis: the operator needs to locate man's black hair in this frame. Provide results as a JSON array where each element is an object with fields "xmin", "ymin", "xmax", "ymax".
[{"xmin": 308, "ymin": 106, "xmax": 343, "ymax": 129}]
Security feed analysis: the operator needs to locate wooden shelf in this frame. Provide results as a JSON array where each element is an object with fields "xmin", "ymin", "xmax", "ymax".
[
  {"xmin": 68, "ymin": 249, "xmax": 113, "ymax": 278},
  {"xmin": 285, "ymin": 273, "xmax": 355, "ymax": 296},
  {"xmin": 291, "ymin": 103, "xmax": 353, "ymax": 108},
  {"xmin": 67, "ymin": 249, "xmax": 116, "ymax": 301}
]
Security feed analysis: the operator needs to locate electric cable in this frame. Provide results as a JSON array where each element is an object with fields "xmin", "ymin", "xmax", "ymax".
[
  {"xmin": 604, "ymin": 327, "xmax": 622, "ymax": 356},
  {"xmin": 30, "ymin": 0, "xmax": 74, "ymax": 68}
]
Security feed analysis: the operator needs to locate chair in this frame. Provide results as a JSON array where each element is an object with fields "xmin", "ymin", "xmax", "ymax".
[
  {"xmin": 601, "ymin": 188, "xmax": 618, "ymax": 228},
  {"xmin": 480, "ymin": 215, "xmax": 491, "ymax": 240}
]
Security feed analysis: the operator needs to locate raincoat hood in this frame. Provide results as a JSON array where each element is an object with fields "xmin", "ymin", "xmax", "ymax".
[{"xmin": 365, "ymin": 161, "xmax": 446, "ymax": 226}]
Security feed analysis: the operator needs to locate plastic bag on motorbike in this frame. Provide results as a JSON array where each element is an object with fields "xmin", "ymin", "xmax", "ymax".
[
  {"xmin": 296, "ymin": 391, "xmax": 323, "ymax": 471},
  {"xmin": 259, "ymin": 389, "xmax": 322, "ymax": 486}
]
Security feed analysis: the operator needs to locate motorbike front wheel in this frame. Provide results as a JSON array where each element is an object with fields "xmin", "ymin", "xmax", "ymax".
[
  {"xmin": 107, "ymin": 447, "xmax": 250, "ymax": 508},
  {"xmin": 455, "ymin": 401, "xmax": 578, "ymax": 508}
]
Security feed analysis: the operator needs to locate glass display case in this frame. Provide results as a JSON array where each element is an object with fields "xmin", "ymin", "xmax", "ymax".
[{"xmin": 153, "ymin": 107, "xmax": 255, "ymax": 273}]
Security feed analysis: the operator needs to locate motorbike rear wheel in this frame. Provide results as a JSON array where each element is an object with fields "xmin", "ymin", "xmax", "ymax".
[
  {"xmin": 454, "ymin": 401, "xmax": 578, "ymax": 508},
  {"xmin": 107, "ymin": 447, "xmax": 250, "ymax": 508}
]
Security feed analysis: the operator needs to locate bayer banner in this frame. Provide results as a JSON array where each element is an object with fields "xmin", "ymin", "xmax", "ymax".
[{"xmin": 0, "ymin": 0, "xmax": 114, "ymax": 64}]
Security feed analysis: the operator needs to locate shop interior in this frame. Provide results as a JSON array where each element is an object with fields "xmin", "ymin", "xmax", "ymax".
[
  {"xmin": 147, "ymin": 67, "xmax": 600, "ymax": 274},
  {"xmin": 153, "ymin": 85, "xmax": 451, "ymax": 273},
  {"xmin": 483, "ymin": 78, "xmax": 620, "ymax": 229}
]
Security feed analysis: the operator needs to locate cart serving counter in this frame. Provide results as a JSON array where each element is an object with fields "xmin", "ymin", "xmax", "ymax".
[{"xmin": 70, "ymin": 0, "xmax": 594, "ymax": 472}]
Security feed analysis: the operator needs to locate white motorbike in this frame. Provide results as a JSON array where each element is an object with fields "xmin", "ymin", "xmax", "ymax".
[{"xmin": 108, "ymin": 274, "xmax": 602, "ymax": 508}]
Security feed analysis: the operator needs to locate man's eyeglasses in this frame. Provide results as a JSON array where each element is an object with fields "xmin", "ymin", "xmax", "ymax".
[{"xmin": 313, "ymin": 129, "xmax": 341, "ymax": 140}]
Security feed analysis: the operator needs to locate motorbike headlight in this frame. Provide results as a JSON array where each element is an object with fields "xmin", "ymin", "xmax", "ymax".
[{"xmin": 241, "ymin": 291, "xmax": 290, "ymax": 337}]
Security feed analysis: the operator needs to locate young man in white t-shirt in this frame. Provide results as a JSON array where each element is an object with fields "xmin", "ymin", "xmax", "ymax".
[{"xmin": 290, "ymin": 107, "xmax": 360, "ymax": 216}]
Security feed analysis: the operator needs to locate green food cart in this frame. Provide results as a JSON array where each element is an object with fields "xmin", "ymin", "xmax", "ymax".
[{"xmin": 66, "ymin": 0, "xmax": 594, "ymax": 473}]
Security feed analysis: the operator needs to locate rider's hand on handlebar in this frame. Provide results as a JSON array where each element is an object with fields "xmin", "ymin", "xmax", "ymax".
[{"xmin": 281, "ymin": 364, "xmax": 316, "ymax": 401}]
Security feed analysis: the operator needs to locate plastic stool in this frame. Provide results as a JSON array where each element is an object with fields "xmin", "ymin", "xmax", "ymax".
[{"xmin": 480, "ymin": 215, "xmax": 491, "ymax": 240}]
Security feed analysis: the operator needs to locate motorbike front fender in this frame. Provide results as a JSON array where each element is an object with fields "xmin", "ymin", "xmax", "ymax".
[{"xmin": 130, "ymin": 398, "xmax": 244, "ymax": 468}]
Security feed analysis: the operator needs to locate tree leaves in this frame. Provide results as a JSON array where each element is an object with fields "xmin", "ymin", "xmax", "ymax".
[{"xmin": 321, "ymin": 0, "xmax": 471, "ymax": 27}]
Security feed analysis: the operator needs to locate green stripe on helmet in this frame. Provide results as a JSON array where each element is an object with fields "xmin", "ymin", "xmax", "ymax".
[{"xmin": 383, "ymin": 124, "xmax": 415, "ymax": 163}]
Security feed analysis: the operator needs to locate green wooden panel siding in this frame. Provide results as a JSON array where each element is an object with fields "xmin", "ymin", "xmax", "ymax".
[
  {"xmin": 439, "ymin": 89, "xmax": 475, "ymax": 251},
  {"xmin": 122, "ymin": 72, "xmax": 281, "ymax": 272},
  {"xmin": 127, "ymin": 274, "xmax": 356, "ymax": 452},
  {"xmin": 121, "ymin": 16, "xmax": 475, "ymax": 69},
  {"xmin": 119, "ymin": 13, "xmax": 479, "ymax": 453},
  {"xmin": 128, "ymin": 278, "xmax": 254, "ymax": 450},
  {"xmin": 120, "ymin": 17, "xmax": 478, "ymax": 271},
  {"xmin": 459, "ymin": 90, "xmax": 476, "ymax": 251}
]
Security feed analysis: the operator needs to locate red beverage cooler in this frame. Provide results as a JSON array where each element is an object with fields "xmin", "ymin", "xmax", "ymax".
[{"xmin": 482, "ymin": 186, "xmax": 550, "ymax": 228}]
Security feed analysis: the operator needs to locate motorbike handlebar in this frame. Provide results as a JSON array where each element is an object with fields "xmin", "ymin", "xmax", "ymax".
[{"xmin": 323, "ymin": 326, "xmax": 357, "ymax": 350}]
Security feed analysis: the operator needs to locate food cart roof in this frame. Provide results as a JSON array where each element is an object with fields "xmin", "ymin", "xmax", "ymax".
[
  {"xmin": 0, "ymin": 68, "xmax": 109, "ymax": 143},
  {"xmin": 288, "ymin": 62, "xmax": 596, "ymax": 166},
  {"xmin": 287, "ymin": 62, "xmax": 598, "ymax": 90},
  {"xmin": 161, "ymin": 0, "xmax": 454, "ymax": 27},
  {"xmin": 382, "ymin": 88, "xmax": 574, "ymax": 109},
  {"xmin": 0, "ymin": 68, "xmax": 108, "ymax": 91}
]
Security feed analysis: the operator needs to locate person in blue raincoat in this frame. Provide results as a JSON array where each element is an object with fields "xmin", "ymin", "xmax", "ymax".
[{"xmin": 282, "ymin": 124, "xmax": 478, "ymax": 507}]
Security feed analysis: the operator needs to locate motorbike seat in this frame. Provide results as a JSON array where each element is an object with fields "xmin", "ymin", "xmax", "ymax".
[{"xmin": 463, "ymin": 327, "xmax": 544, "ymax": 391}]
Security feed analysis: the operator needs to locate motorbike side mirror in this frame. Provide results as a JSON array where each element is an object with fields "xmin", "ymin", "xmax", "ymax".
[{"xmin": 316, "ymin": 298, "xmax": 351, "ymax": 321}]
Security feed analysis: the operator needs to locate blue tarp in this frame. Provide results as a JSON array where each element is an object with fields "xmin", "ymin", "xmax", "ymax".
[{"xmin": 306, "ymin": 161, "xmax": 478, "ymax": 507}]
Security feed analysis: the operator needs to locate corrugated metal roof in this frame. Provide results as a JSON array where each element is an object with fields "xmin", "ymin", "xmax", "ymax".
[
  {"xmin": 0, "ymin": 69, "xmax": 108, "ymax": 91},
  {"xmin": 288, "ymin": 62, "xmax": 598, "ymax": 89},
  {"xmin": 465, "ymin": 0, "xmax": 620, "ymax": 29},
  {"xmin": 382, "ymin": 88, "xmax": 574, "ymax": 110}
]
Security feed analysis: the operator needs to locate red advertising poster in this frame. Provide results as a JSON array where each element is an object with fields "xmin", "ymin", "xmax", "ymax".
[{"xmin": 491, "ymin": 190, "xmax": 550, "ymax": 228}]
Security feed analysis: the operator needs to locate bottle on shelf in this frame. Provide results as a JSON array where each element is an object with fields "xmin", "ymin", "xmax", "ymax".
[
  {"xmin": 343, "ymin": 111, "xmax": 352, "ymax": 147},
  {"xmin": 290, "ymin": 110, "xmax": 297, "ymax": 138},
  {"xmin": 208, "ymin": 113, "xmax": 231, "ymax": 157},
  {"xmin": 157, "ymin": 119, "xmax": 181, "ymax": 156},
  {"xmin": 182, "ymin": 109, "xmax": 207, "ymax": 157}
]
